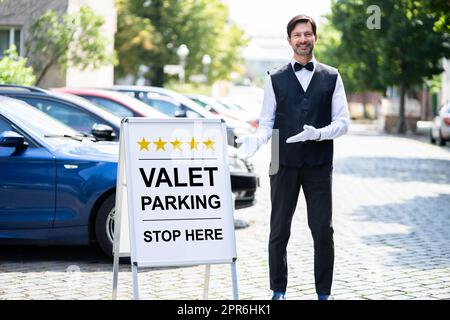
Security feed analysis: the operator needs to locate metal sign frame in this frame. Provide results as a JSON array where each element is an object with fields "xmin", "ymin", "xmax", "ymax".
[{"xmin": 112, "ymin": 118, "xmax": 238, "ymax": 300}]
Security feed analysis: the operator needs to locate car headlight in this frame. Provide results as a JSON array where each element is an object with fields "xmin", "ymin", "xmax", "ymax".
[{"xmin": 227, "ymin": 146, "xmax": 247, "ymax": 172}]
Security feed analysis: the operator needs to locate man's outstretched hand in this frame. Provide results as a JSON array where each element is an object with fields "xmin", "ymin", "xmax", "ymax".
[
  {"xmin": 286, "ymin": 125, "xmax": 320, "ymax": 143},
  {"xmin": 235, "ymin": 135, "xmax": 263, "ymax": 159}
]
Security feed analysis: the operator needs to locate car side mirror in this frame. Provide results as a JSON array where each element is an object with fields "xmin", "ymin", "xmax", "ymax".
[
  {"xmin": 91, "ymin": 123, "xmax": 116, "ymax": 141},
  {"xmin": 0, "ymin": 131, "xmax": 27, "ymax": 149},
  {"xmin": 174, "ymin": 109, "xmax": 187, "ymax": 118}
]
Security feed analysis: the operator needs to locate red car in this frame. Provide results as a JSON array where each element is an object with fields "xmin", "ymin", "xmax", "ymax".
[{"xmin": 51, "ymin": 87, "xmax": 166, "ymax": 118}]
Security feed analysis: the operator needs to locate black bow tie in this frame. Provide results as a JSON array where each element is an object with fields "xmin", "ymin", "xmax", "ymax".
[{"xmin": 294, "ymin": 61, "xmax": 314, "ymax": 72}]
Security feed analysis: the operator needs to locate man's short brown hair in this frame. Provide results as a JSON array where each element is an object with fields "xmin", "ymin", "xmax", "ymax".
[{"xmin": 287, "ymin": 14, "xmax": 317, "ymax": 37}]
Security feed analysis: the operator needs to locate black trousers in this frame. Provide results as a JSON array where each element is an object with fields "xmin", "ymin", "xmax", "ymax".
[{"xmin": 269, "ymin": 163, "xmax": 334, "ymax": 295}]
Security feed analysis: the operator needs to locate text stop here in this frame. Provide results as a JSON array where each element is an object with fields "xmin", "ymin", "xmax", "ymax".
[{"xmin": 144, "ymin": 229, "xmax": 224, "ymax": 242}]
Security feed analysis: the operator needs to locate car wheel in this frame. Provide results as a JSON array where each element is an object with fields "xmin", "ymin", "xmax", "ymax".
[
  {"xmin": 438, "ymin": 131, "xmax": 446, "ymax": 146},
  {"xmin": 95, "ymin": 193, "xmax": 115, "ymax": 258},
  {"xmin": 430, "ymin": 130, "xmax": 436, "ymax": 144}
]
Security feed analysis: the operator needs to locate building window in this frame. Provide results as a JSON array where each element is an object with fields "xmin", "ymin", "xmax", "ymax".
[{"xmin": 0, "ymin": 27, "xmax": 22, "ymax": 56}]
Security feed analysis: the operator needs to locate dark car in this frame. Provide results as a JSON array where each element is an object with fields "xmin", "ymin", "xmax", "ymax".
[
  {"xmin": 227, "ymin": 146, "xmax": 259, "ymax": 209},
  {"xmin": 0, "ymin": 96, "xmax": 118, "ymax": 256},
  {"xmin": 0, "ymin": 89, "xmax": 122, "ymax": 141}
]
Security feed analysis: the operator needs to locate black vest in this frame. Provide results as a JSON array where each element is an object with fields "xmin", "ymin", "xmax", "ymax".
[{"xmin": 270, "ymin": 62, "xmax": 338, "ymax": 168}]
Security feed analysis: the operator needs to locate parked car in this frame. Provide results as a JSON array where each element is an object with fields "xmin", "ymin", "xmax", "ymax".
[
  {"xmin": 0, "ymin": 89, "xmax": 123, "ymax": 141},
  {"xmin": 1, "ymin": 86, "xmax": 258, "ymax": 210},
  {"xmin": 218, "ymin": 98, "xmax": 260, "ymax": 128},
  {"xmin": 430, "ymin": 102, "xmax": 450, "ymax": 146},
  {"xmin": 187, "ymin": 94, "xmax": 258, "ymax": 130},
  {"xmin": 0, "ymin": 84, "xmax": 50, "ymax": 94},
  {"xmin": 101, "ymin": 85, "xmax": 252, "ymax": 146},
  {"xmin": 51, "ymin": 87, "xmax": 167, "ymax": 118},
  {"xmin": 228, "ymin": 147, "xmax": 259, "ymax": 209},
  {"xmin": 0, "ymin": 96, "xmax": 118, "ymax": 256},
  {"xmin": 129, "ymin": 91, "xmax": 204, "ymax": 118},
  {"xmin": 219, "ymin": 96, "xmax": 262, "ymax": 120}
]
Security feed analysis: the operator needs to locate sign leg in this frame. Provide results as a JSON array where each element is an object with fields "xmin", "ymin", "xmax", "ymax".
[
  {"xmin": 203, "ymin": 264, "xmax": 211, "ymax": 300},
  {"xmin": 231, "ymin": 260, "xmax": 239, "ymax": 300},
  {"xmin": 112, "ymin": 254, "xmax": 120, "ymax": 299},
  {"xmin": 132, "ymin": 262, "xmax": 140, "ymax": 300},
  {"xmin": 112, "ymin": 128, "xmax": 125, "ymax": 300}
]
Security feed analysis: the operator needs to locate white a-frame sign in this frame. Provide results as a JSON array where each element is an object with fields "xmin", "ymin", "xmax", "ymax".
[{"xmin": 112, "ymin": 118, "xmax": 238, "ymax": 300}]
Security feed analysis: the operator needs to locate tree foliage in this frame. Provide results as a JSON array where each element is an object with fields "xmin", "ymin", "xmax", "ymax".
[
  {"xmin": 115, "ymin": 0, "xmax": 248, "ymax": 86},
  {"xmin": 0, "ymin": 45, "xmax": 36, "ymax": 85},
  {"xmin": 314, "ymin": 19, "xmax": 381, "ymax": 95},
  {"xmin": 315, "ymin": 18, "xmax": 382, "ymax": 119},
  {"xmin": 327, "ymin": 0, "xmax": 450, "ymax": 132},
  {"xmin": 27, "ymin": 7, "xmax": 117, "ymax": 85},
  {"xmin": 412, "ymin": 0, "xmax": 450, "ymax": 34}
]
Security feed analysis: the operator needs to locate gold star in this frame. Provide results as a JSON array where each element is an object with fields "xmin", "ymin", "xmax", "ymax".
[
  {"xmin": 154, "ymin": 137, "xmax": 167, "ymax": 151},
  {"xmin": 137, "ymin": 137, "xmax": 150, "ymax": 151},
  {"xmin": 170, "ymin": 138, "xmax": 183, "ymax": 151},
  {"xmin": 203, "ymin": 138, "xmax": 215, "ymax": 150},
  {"xmin": 188, "ymin": 137, "xmax": 199, "ymax": 150}
]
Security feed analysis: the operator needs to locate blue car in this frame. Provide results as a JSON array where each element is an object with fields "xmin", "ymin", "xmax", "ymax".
[{"xmin": 0, "ymin": 96, "xmax": 118, "ymax": 257}]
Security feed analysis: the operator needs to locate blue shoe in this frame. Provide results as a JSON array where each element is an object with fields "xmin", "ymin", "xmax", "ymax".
[
  {"xmin": 317, "ymin": 294, "xmax": 332, "ymax": 300},
  {"xmin": 272, "ymin": 291, "xmax": 286, "ymax": 300}
]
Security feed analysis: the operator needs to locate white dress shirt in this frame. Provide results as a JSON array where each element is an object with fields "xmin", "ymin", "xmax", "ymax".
[{"xmin": 257, "ymin": 57, "xmax": 350, "ymax": 143}]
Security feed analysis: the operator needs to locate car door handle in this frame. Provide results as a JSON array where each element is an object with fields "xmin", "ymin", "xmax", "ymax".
[{"xmin": 64, "ymin": 164, "xmax": 79, "ymax": 169}]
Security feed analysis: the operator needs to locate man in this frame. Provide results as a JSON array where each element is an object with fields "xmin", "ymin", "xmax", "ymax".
[{"xmin": 236, "ymin": 14, "xmax": 350, "ymax": 300}]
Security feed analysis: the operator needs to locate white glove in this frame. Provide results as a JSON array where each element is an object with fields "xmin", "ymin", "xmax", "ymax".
[
  {"xmin": 235, "ymin": 135, "xmax": 263, "ymax": 159},
  {"xmin": 286, "ymin": 125, "xmax": 321, "ymax": 143}
]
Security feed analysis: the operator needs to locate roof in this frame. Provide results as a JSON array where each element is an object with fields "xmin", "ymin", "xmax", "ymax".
[{"xmin": 51, "ymin": 87, "xmax": 168, "ymax": 118}]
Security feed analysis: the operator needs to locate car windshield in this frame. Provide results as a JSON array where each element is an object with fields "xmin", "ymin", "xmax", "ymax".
[
  {"xmin": 110, "ymin": 86, "xmax": 224, "ymax": 119},
  {"xmin": 220, "ymin": 100, "xmax": 244, "ymax": 111},
  {"xmin": 52, "ymin": 92, "xmax": 123, "ymax": 126},
  {"xmin": 145, "ymin": 87, "xmax": 214, "ymax": 118},
  {"xmin": 111, "ymin": 92, "xmax": 168, "ymax": 118},
  {"xmin": 0, "ymin": 97, "xmax": 90, "ymax": 148},
  {"xmin": 188, "ymin": 96, "xmax": 225, "ymax": 113},
  {"xmin": 168, "ymin": 95, "xmax": 210, "ymax": 116}
]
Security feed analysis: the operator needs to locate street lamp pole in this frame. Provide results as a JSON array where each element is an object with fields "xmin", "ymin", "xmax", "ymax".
[
  {"xmin": 177, "ymin": 44, "xmax": 189, "ymax": 84},
  {"xmin": 202, "ymin": 54, "xmax": 211, "ymax": 84}
]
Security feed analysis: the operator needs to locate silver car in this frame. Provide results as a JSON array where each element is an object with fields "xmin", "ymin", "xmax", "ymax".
[{"xmin": 430, "ymin": 102, "xmax": 450, "ymax": 146}]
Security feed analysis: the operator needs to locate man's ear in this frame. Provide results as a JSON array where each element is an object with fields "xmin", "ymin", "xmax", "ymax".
[{"xmin": 287, "ymin": 35, "xmax": 291, "ymax": 45}]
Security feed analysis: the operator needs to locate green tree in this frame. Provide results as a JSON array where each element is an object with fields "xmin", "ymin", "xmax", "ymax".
[
  {"xmin": 115, "ymin": 0, "xmax": 248, "ymax": 87},
  {"xmin": 316, "ymin": 18, "xmax": 385, "ymax": 119},
  {"xmin": 0, "ymin": 45, "xmax": 36, "ymax": 85},
  {"xmin": 27, "ymin": 7, "xmax": 117, "ymax": 86},
  {"xmin": 115, "ymin": 0, "xmax": 155, "ymax": 79},
  {"xmin": 411, "ymin": 0, "xmax": 450, "ymax": 34},
  {"xmin": 329, "ymin": 0, "xmax": 450, "ymax": 133}
]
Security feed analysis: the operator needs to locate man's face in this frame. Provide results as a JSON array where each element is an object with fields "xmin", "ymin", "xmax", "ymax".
[{"xmin": 287, "ymin": 22, "xmax": 317, "ymax": 56}]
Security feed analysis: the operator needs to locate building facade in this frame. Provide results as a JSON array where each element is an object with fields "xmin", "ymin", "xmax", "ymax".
[{"xmin": 0, "ymin": 0, "xmax": 116, "ymax": 88}]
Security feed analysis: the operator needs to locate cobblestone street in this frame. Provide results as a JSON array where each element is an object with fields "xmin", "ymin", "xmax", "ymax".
[{"xmin": 0, "ymin": 123, "xmax": 449, "ymax": 300}]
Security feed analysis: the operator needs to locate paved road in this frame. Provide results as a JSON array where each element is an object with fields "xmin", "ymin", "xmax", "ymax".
[{"xmin": 0, "ymin": 123, "xmax": 449, "ymax": 300}]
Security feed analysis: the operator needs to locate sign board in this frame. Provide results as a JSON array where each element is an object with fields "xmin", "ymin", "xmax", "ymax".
[
  {"xmin": 189, "ymin": 74, "xmax": 207, "ymax": 83},
  {"xmin": 163, "ymin": 64, "xmax": 182, "ymax": 75},
  {"xmin": 115, "ymin": 118, "xmax": 237, "ymax": 269}
]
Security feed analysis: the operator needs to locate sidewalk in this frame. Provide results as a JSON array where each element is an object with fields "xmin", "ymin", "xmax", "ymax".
[
  {"xmin": 234, "ymin": 122, "xmax": 450, "ymax": 300},
  {"xmin": 0, "ymin": 122, "xmax": 449, "ymax": 300}
]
